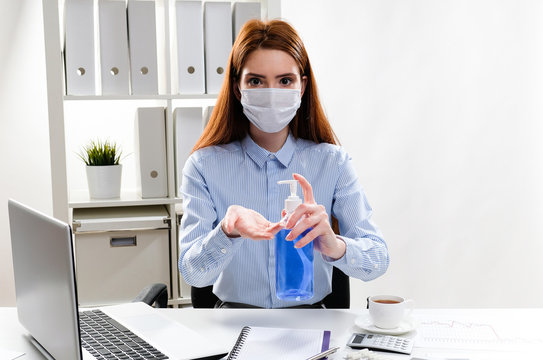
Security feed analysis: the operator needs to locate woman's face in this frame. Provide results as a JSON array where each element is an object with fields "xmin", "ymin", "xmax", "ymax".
[{"xmin": 238, "ymin": 48, "xmax": 307, "ymax": 93}]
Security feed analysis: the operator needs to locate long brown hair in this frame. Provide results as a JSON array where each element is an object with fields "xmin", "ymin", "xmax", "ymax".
[{"xmin": 192, "ymin": 19, "xmax": 338, "ymax": 152}]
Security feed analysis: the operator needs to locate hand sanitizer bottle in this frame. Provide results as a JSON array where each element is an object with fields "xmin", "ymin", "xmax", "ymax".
[{"xmin": 275, "ymin": 179, "xmax": 314, "ymax": 301}]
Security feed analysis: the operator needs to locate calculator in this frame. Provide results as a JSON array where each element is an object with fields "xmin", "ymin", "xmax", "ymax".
[{"xmin": 346, "ymin": 332, "xmax": 414, "ymax": 354}]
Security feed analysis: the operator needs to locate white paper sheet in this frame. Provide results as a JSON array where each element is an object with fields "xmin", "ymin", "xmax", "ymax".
[{"xmin": 0, "ymin": 348, "xmax": 24, "ymax": 359}]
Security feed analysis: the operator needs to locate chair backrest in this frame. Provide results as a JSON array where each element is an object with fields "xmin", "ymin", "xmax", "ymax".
[
  {"xmin": 190, "ymin": 217, "xmax": 350, "ymax": 309},
  {"xmin": 190, "ymin": 266, "xmax": 350, "ymax": 309},
  {"xmin": 321, "ymin": 266, "xmax": 350, "ymax": 308},
  {"xmin": 133, "ymin": 283, "xmax": 169, "ymax": 308},
  {"xmin": 322, "ymin": 216, "xmax": 350, "ymax": 308},
  {"xmin": 190, "ymin": 284, "xmax": 220, "ymax": 308}
]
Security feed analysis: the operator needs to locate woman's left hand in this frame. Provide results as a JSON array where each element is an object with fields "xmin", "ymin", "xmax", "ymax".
[{"xmin": 283, "ymin": 173, "xmax": 346, "ymax": 260}]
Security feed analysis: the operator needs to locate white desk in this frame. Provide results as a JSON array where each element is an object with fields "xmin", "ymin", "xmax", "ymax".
[{"xmin": 1, "ymin": 307, "xmax": 541, "ymax": 359}]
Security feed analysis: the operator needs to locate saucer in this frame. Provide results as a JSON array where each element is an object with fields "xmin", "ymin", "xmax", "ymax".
[{"xmin": 354, "ymin": 314, "xmax": 416, "ymax": 335}]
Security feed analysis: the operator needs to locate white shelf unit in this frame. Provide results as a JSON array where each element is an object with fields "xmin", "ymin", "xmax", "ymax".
[{"xmin": 42, "ymin": 0, "xmax": 281, "ymax": 306}]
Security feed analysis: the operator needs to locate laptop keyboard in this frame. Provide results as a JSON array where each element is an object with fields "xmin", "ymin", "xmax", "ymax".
[{"xmin": 79, "ymin": 309, "xmax": 168, "ymax": 360}]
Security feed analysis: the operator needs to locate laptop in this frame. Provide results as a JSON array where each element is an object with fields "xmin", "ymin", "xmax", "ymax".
[{"xmin": 8, "ymin": 199, "xmax": 229, "ymax": 360}]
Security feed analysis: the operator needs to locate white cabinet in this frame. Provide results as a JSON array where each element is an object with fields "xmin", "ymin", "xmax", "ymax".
[
  {"xmin": 42, "ymin": 0, "xmax": 281, "ymax": 306},
  {"xmin": 72, "ymin": 206, "xmax": 171, "ymax": 306}
]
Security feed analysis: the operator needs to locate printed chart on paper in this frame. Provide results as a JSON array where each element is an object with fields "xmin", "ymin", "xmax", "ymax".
[{"xmin": 413, "ymin": 310, "xmax": 543, "ymax": 353}]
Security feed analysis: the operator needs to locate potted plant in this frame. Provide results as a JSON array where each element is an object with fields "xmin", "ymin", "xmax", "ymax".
[{"xmin": 78, "ymin": 139, "xmax": 123, "ymax": 199}]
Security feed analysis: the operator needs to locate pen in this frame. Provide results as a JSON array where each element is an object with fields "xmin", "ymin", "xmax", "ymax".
[{"xmin": 305, "ymin": 346, "xmax": 340, "ymax": 360}]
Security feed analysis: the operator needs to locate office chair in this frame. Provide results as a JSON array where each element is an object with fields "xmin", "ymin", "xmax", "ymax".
[
  {"xmin": 189, "ymin": 267, "xmax": 349, "ymax": 309},
  {"xmin": 133, "ymin": 283, "xmax": 169, "ymax": 308},
  {"xmin": 190, "ymin": 217, "xmax": 351, "ymax": 309},
  {"xmin": 321, "ymin": 216, "xmax": 350, "ymax": 308},
  {"xmin": 191, "ymin": 284, "xmax": 220, "ymax": 308}
]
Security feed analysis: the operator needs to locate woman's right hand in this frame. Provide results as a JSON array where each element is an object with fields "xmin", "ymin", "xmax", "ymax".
[{"xmin": 221, "ymin": 205, "xmax": 283, "ymax": 240}]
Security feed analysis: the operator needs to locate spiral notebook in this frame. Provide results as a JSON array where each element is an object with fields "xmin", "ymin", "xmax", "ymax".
[{"xmin": 226, "ymin": 326, "xmax": 331, "ymax": 360}]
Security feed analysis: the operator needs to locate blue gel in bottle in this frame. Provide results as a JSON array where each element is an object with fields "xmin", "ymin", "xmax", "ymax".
[
  {"xmin": 275, "ymin": 180, "xmax": 314, "ymax": 301},
  {"xmin": 275, "ymin": 228, "xmax": 314, "ymax": 301}
]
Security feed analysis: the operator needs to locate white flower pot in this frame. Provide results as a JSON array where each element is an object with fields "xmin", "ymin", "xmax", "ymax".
[{"xmin": 86, "ymin": 165, "xmax": 122, "ymax": 199}]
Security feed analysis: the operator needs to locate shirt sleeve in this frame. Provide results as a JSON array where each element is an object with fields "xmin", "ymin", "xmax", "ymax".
[
  {"xmin": 177, "ymin": 154, "xmax": 244, "ymax": 287},
  {"xmin": 325, "ymin": 149, "xmax": 390, "ymax": 281}
]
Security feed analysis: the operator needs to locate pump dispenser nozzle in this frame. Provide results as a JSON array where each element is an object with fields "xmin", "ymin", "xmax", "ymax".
[{"xmin": 278, "ymin": 180, "xmax": 302, "ymax": 214}]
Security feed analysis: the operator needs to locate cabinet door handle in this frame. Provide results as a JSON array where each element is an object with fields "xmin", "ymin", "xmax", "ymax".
[{"xmin": 110, "ymin": 236, "xmax": 137, "ymax": 247}]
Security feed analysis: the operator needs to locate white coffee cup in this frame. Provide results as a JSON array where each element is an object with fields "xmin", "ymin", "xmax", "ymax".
[{"xmin": 368, "ymin": 295, "xmax": 414, "ymax": 329}]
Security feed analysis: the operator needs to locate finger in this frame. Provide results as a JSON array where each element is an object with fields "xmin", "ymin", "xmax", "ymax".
[
  {"xmin": 284, "ymin": 203, "xmax": 315, "ymax": 229},
  {"xmin": 267, "ymin": 222, "xmax": 285, "ymax": 233},
  {"xmin": 242, "ymin": 222, "xmax": 283, "ymax": 240},
  {"xmin": 246, "ymin": 230, "xmax": 275, "ymax": 241},
  {"xmin": 263, "ymin": 221, "xmax": 285, "ymax": 237},
  {"xmin": 287, "ymin": 207, "xmax": 330, "ymax": 241},
  {"xmin": 251, "ymin": 235, "xmax": 274, "ymax": 241},
  {"xmin": 284, "ymin": 207, "xmax": 304, "ymax": 229},
  {"xmin": 293, "ymin": 173, "xmax": 315, "ymax": 204},
  {"xmin": 294, "ymin": 226, "xmax": 321, "ymax": 248},
  {"xmin": 285, "ymin": 206, "xmax": 321, "ymax": 239}
]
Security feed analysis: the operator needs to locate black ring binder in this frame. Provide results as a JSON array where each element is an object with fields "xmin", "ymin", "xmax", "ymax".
[{"xmin": 227, "ymin": 325, "xmax": 252, "ymax": 359}]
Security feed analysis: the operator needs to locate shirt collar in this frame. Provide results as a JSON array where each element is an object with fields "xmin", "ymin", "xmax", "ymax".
[{"xmin": 241, "ymin": 132, "xmax": 297, "ymax": 168}]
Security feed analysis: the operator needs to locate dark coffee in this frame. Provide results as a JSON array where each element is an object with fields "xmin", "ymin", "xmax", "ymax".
[{"xmin": 374, "ymin": 299, "xmax": 400, "ymax": 304}]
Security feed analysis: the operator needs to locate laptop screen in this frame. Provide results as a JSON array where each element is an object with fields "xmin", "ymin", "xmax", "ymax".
[{"xmin": 8, "ymin": 199, "xmax": 83, "ymax": 360}]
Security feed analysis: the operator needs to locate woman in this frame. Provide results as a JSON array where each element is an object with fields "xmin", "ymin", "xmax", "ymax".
[{"xmin": 178, "ymin": 19, "xmax": 389, "ymax": 308}]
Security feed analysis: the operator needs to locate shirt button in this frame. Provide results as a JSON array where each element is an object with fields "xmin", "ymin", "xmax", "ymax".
[
  {"xmin": 221, "ymin": 248, "xmax": 227, "ymax": 254},
  {"xmin": 374, "ymin": 264, "xmax": 379, "ymax": 269},
  {"xmin": 269, "ymin": 154, "xmax": 276, "ymax": 160},
  {"xmin": 350, "ymin": 259, "xmax": 356, "ymax": 265},
  {"xmin": 200, "ymin": 267, "xmax": 205, "ymax": 272}
]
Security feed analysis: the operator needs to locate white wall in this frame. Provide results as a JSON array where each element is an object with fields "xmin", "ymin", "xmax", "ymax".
[
  {"xmin": 281, "ymin": 0, "xmax": 543, "ymax": 308},
  {"xmin": 0, "ymin": 0, "xmax": 52, "ymax": 306}
]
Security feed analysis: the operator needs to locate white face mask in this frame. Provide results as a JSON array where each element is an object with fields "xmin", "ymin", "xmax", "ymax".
[{"xmin": 240, "ymin": 88, "xmax": 302, "ymax": 133}]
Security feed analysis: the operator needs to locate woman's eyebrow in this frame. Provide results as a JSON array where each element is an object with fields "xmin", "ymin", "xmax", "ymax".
[
  {"xmin": 275, "ymin": 73, "xmax": 297, "ymax": 78},
  {"xmin": 244, "ymin": 72, "xmax": 265, "ymax": 78},
  {"xmin": 243, "ymin": 72, "xmax": 298, "ymax": 78}
]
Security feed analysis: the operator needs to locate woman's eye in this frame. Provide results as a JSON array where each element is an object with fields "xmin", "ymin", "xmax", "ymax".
[
  {"xmin": 248, "ymin": 78, "xmax": 261, "ymax": 86},
  {"xmin": 280, "ymin": 78, "xmax": 292, "ymax": 86}
]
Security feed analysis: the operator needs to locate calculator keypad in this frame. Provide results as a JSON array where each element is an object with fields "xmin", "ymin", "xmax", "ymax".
[{"xmin": 347, "ymin": 333, "xmax": 414, "ymax": 355}]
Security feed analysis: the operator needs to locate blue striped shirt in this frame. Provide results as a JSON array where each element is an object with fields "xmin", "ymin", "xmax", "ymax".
[{"xmin": 178, "ymin": 133, "xmax": 389, "ymax": 308}]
